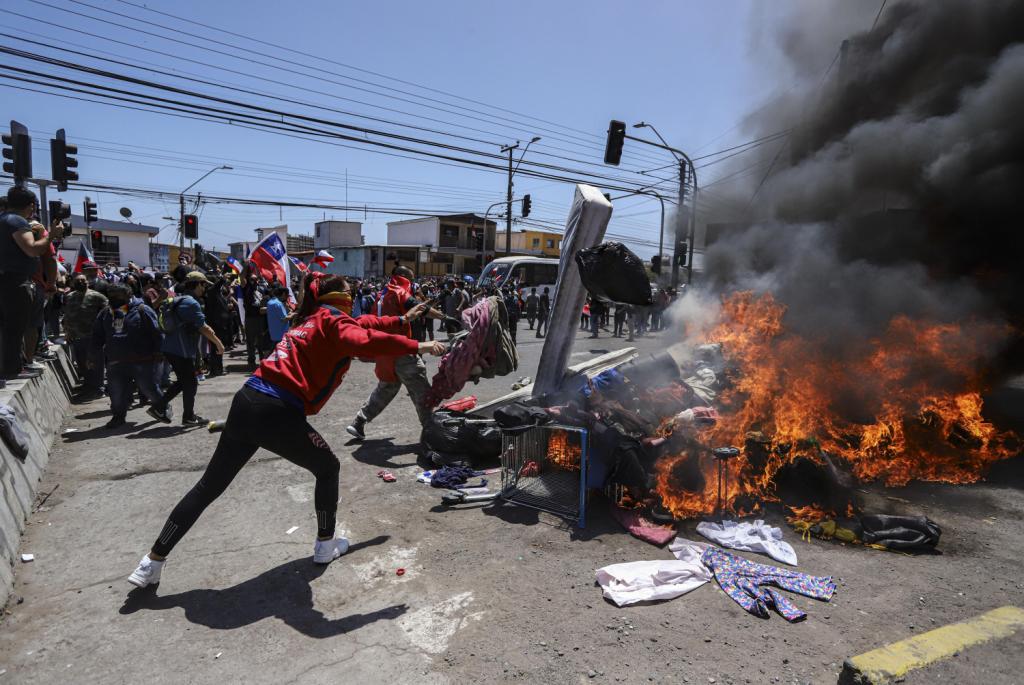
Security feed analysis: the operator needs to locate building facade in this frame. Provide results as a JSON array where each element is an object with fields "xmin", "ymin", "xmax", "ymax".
[
  {"xmin": 323, "ymin": 244, "xmax": 422, "ymax": 280},
  {"xmin": 494, "ymin": 229, "xmax": 563, "ymax": 257},
  {"xmin": 314, "ymin": 220, "xmax": 362, "ymax": 248},
  {"xmin": 386, "ymin": 214, "xmax": 497, "ymax": 276}
]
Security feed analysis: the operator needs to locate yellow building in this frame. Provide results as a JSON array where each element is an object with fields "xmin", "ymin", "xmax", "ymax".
[{"xmin": 494, "ymin": 229, "xmax": 562, "ymax": 258}]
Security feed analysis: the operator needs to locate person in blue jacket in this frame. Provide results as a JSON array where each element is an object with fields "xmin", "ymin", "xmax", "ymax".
[
  {"xmin": 91, "ymin": 284, "xmax": 166, "ymax": 429},
  {"xmin": 265, "ymin": 286, "xmax": 290, "ymax": 345}
]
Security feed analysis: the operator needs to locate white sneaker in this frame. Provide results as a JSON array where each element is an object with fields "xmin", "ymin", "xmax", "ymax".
[
  {"xmin": 127, "ymin": 554, "xmax": 164, "ymax": 587},
  {"xmin": 313, "ymin": 535, "xmax": 350, "ymax": 564}
]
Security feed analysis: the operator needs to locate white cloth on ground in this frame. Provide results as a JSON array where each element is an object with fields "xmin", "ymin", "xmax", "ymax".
[
  {"xmin": 695, "ymin": 519, "xmax": 798, "ymax": 566},
  {"xmin": 595, "ymin": 538, "xmax": 711, "ymax": 607}
]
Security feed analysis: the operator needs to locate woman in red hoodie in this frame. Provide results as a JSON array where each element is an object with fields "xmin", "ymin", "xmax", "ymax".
[{"xmin": 128, "ymin": 272, "xmax": 444, "ymax": 588}]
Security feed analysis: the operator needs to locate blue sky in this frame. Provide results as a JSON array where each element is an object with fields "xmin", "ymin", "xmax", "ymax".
[{"xmin": 0, "ymin": 0, "xmax": 842, "ymax": 257}]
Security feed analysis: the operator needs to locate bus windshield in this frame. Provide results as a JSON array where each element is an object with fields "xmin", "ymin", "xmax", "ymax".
[{"xmin": 479, "ymin": 261, "xmax": 511, "ymax": 286}]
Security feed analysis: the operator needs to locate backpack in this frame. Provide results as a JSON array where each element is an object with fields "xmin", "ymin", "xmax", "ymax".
[{"xmin": 158, "ymin": 296, "xmax": 186, "ymax": 333}]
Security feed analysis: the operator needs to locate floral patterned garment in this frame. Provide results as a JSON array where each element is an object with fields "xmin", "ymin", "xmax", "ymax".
[{"xmin": 701, "ymin": 546, "xmax": 836, "ymax": 622}]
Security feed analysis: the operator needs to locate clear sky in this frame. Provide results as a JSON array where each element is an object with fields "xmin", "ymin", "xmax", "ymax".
[{"xmin": 0, "ymin": 0, "xmax": 848, "ymax": 258}]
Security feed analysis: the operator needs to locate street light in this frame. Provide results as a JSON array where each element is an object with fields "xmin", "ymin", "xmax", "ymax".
[
  {"xmin": 500, "ymin": 136, "xmax": 541, "ymax": 256},
  {"xmin": 179, "ymin": 165, "xmax": 232, "ymax": 250},
  {"xmin": 631, "ymin": 122, "xmax": 697, "ymax": 286}
]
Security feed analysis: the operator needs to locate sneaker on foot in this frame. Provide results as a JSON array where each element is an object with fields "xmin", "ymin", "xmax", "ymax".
[
  {"xmin": 313, "ymin": 535, "xmax": 350, "ymax": 564},
  {"xmin": 146, "ymin": 406, "xmax": 173, "ymax": 424},
  {"xmin": 181, "ymin": 414, "xmax": 206, "ymax": 426},
  {"xmin": 127, "ymin": 555, "xmax": 164, "ymax": 588},
  {"xmin": 24, "ymin": 361, "xmax": 45, "ymax": 371},
  {"xmin": 346, "ymin": 415, "xmax": 366, "ymax": 441}
]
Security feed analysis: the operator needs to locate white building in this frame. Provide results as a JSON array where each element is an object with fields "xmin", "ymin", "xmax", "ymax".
[
  {"xmin": 386, "ymin": 213, "xmax": 497, "ymax": 276},
  {"xmin": 314, "ymin": 220, "xmax": 362, "ymax": 249},
  {"xmin": 324, "ymin": 244, "xmax": 423, "ymax": 280},
  {"xmin": 59, "ymin": 214, "xmax": 159, "ymax": 268}
]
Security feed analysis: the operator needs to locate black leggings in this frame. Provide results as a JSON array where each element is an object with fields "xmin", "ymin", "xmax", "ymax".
[
  {"xmin": 156, "ymin": 352, "xmax": 198, "ymax": 418},
  {"xmin": 151, "ymin": 386, "xmax": 340, "ymax": 557}
]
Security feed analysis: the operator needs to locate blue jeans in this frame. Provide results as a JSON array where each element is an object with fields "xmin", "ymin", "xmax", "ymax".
[{"xmin": 107, "ymin": 361, "xmax": 163, "ymax": 420}]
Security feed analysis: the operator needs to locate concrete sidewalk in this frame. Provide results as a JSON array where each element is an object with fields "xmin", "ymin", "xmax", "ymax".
[{"xmin": 1, "ymin": 324, "xmax": 1022, "ymax": 684}]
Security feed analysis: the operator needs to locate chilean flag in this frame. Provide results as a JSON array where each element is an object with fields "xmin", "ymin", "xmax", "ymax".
[
  {"xmin": 249, "ymin": 232, "xmax": 290, "ymax": 286},
  {"xmin": 73, "ymin": 240, "xmax": 94, "ymax": 273},
  {"xmin": 289, "ymin": 256, "xmax": 308, "ymax": 273},
  {"xmin": 225, "ymin": 256, "xmax": 242, "ymax": 274},
  {"xmin": 312, "ymin": 249, "xmax": 334, "ymax": 269}
]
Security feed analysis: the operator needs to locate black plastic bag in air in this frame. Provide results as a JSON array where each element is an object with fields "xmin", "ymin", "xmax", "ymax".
[{"xmin": 574, "ymin": 241, "xmax": 653, "ymax": 305}]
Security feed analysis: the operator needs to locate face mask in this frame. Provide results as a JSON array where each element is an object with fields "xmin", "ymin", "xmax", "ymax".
[{"xmin": 72, "ymin": 282, "xmax": 87, "ymax": 291}]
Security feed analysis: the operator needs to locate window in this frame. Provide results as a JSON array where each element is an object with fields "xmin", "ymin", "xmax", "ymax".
[
  {"xmin": 370, "ymin": 249, "xmax": 378, "ymax": 262},
  {"xmin": 342, "ymin": 251, "xmax": 348, "ymax": 262},
  {"xmin": 315, "ymin": 225, "xmax": 321, "ymax": 238},
  {"xmin": 546, "ymin": 239, "xmax": 554, "ymax": 249},
  {"xmin": 440, "ymin": 224, "xmax": 459, "ymax": 248},
  {"xmin": 531, "ymin": 238, "xmax": 540, "ymax": 248}
]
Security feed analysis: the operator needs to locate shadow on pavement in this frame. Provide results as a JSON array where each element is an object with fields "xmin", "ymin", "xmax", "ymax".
[
  {"xmin": 348, "ymin": 438, "xmax": 420, "ymax": 468},
  {"xmin": 61, "ymin": 422, "xmax": 138, "ymax": 442},
  {"xmin": 118, "ymin": 536, "xmax": 401, "ymax": 638},
  {"xmin": 124, "ymin": 425, "xmax": 189, "ymax": 440}
]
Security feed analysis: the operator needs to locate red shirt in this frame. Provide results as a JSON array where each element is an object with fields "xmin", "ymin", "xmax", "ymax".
[
  {"xmin": 255, "ymin": 304, "xmax": 419, "ymax": 415},
  {"xmin": 374, "ymin": 275, "xmax": 415, "ymax": 382}
]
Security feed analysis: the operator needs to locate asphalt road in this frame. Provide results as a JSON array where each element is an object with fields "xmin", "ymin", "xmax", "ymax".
[{"xmin": 1, "ymin": 318, "xmax": 1022, "ymax": 684}]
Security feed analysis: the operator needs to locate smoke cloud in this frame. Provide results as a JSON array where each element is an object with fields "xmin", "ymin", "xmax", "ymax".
[{"xmin": 689, "ymin": 0, "xmax": 1024, "ymax": 384}]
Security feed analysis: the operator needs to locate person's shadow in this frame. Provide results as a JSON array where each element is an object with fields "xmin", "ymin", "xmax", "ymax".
[{"xmin": 119, "ymin": 536, "xmax": 404, "ymax": 638}]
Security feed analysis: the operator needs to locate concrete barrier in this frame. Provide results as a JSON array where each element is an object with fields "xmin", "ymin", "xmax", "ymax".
[{"xmin": 0, "ymin": 348, "xmax": 75, "ymax": 607}]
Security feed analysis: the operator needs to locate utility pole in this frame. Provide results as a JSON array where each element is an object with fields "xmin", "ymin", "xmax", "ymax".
[
  {"xmin": 501, "ymin": 142, "xmax": 518, "ymax": 257},
  {"xmin": 499, "ymin": 136, "xmax": 541, "ymax": 257}
]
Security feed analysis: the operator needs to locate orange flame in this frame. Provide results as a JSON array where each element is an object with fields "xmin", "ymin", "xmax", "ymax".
[
  {"xmin": 548, "ymin": 431, "xmax": 581, "ymax": 471},
  {"xmin": 655, "ymin": 291, "xmax": 1019, "ymax": 519}
]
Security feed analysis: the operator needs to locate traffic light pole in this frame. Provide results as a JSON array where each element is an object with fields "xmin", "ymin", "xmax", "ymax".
[
  {"xmin": 179, "ymin": 193, "xmax": 186, "ymax": 252},
  {"xmin": 29, "ymin": 178, "xmax": 55, "ymax": 227}
]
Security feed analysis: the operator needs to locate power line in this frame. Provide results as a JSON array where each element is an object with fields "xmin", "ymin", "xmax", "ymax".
[{"xmin": 18, "ymin": 0, "xmax": 672, "ymax": 168}]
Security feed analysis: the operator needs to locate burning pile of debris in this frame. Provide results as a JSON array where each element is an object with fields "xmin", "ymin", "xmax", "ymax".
[{"xmin": 468, "ymin": 288, "xmax": 1019, "ymax": 537}]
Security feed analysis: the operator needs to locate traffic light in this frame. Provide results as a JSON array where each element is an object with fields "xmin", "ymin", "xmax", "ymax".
[
  {"xmin": 2, "ymin": 120, "xmax": 32, "ymax": 184},
  {"xmin": 50, "ymin": 129, "xmax": 78, "ymax": 192},
  {"xmin": 603, "ymin": 119, "xmax": 626, "ymax": 166},
  {"xmin": 650, "ymin": 254, "xmax": 662, "ymax": 274},
  {"xmin": 521, "ymin": 193, "xmax": 532, "ymax": 218},
  {"xmin": 673, "ymin": 242, "xmax": 688, "ymax": 267},
  {"xmin": 90, "ymin": 229, "xmax": 103, "ymax": 248},
  {"xmin": 83, "ymin": 197, "xmax": 98, "ymax": 224},
  {"xmin": 182, "ymin": 214, "xmax": 198, "ymax": 240}
]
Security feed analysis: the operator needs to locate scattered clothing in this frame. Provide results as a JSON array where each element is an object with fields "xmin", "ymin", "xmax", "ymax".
[
  {"xmin": 701, "ymin": 547, "xmax": 835, "ymax": 622},
  {"xmin": 440, "ymin": 396, "xmax": 477, "ymax": 412},
  {"xmin": 596, "ymin": 558, "xmax": 711, "ymax": 607},
  {"xmin": 697, "ymin": 519, "xmax": 798, "ymax": 566},
  {"xmin": 858, "ymin": 514, "xmax": 941, "ymax": 552},
  {"xmin": 429, "ymin": 465, "xmax": 483, "ymax": 489},
  {"xmin": 610, "ymin": 506, "xmax": 676, "ymax": 546}
]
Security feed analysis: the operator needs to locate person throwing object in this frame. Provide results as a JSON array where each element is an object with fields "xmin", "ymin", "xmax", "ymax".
[{"xmin": 128, "ymin": 272, "xmax": 444, "ymax": 588}]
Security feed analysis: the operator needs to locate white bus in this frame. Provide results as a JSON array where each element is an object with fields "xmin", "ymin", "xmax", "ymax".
[{"xmin": 479, "ymin": 256, "xmax": 560, "ymax": 294}]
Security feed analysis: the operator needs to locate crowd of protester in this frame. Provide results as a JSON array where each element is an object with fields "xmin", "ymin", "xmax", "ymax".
[{"xmin": 1, "ymin": 184, "xmax": 677, "ymax": 434}]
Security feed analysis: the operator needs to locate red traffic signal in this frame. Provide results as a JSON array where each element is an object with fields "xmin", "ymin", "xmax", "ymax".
[
  {"xmin": 182, "ymin": 214, "xmax": 198, "ymax": 240},
  {"xmin": 90, "ymin": 229, "xmax": 103, "ymax": 245}
]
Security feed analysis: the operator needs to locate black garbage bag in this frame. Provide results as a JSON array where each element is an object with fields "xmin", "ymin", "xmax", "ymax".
[
  {"xmin": 493, "ymin": 402, "xmax": 551, "ymax": 434},
  {"xmin": 575, "ymin": 242, "xmax": 653, "ymax": 305},
  {"xmin": 858, "ymin": 514, "xmax": 941, "ymax": 551},
  {"xmin": 421, "ymin": 409, "xmax": 502, "ymax": 464}
]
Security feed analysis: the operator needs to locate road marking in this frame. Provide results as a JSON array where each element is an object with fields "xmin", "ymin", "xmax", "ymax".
[{"xmin": 841, "ymin": 605, "xmax": 1024, "ymax": 684}]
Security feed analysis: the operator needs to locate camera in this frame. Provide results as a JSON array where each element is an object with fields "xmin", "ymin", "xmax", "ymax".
[{"xmin": 49, "ymin": 200, "xmax": 72, "ymax": 221}]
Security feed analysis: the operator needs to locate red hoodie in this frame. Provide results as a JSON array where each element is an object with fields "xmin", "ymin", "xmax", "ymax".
[
  {"xmin": 374, "ymin": 274, "xmax": 415, "ymax": 382},
  {"xmin": 254, "ymin": 304, "xmax": 419, "ymax": 415}
]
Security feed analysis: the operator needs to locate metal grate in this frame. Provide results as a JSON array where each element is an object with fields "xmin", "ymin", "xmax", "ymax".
[{"xmin": 500, "ymin": 424, "xmax": 589, "ymax": 527}]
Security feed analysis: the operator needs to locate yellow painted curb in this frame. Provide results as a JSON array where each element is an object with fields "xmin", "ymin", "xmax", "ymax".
[{"xmin": 839, "ymin": 605, "xmax": 1024, "ymax": 684}]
